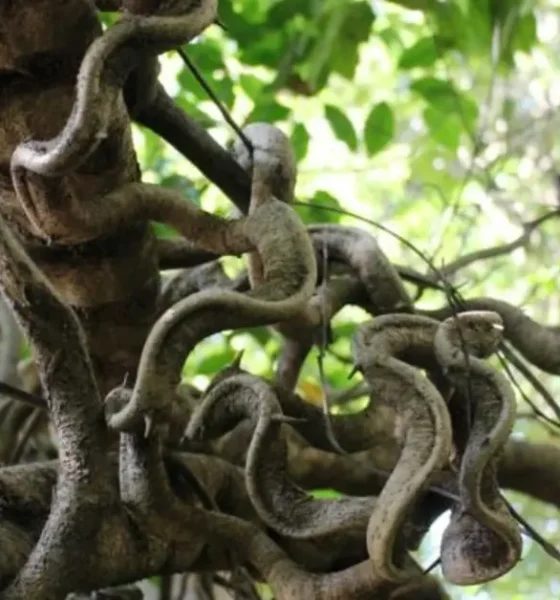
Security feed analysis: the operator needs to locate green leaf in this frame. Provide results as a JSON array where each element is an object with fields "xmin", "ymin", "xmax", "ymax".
[
  {"xmin": 291, "ymin": 123, "xmax": 310, "ymax": 162},
  {"xmin": 378, "ymin": 26, "xmax": 403, "ymax": 51},
  {"xmin": 151, "ymin": 222, "xmax": 177, "ymax": 240},
  {"xmin": 239, "ymin": 74, "xmax": 266, "ymax": 100},
  {"xmin": 310, "ymin": 489, "xmax": 342, "ymax": 499},
  {"xmin": 423, "ymin": 107, "xmax": 461, "ymax": 150},
  {"xmin": 208, "ymin": 74, "xmax": 236, "ymax": 109},
  {"xmin": 411, "ymin": 76, "xmax": 455, "ymax": 102},
  {"xmin": 332, "ymin": 2, "xmax": 376, "ymax": 80},
  {"xmin": 302, "ymin": 5, "xmax": 347, "ymax": 91},
  {"xmin": 324, "ymin": 105, "xmax": 358, "ymax": 151},
  {"xmin": 410, "ymin": 77, "xmax": 478, "ymax": 134},
  {"xmin": 364, "ymin": 102, "xmax": 394, "ymax": 156},
  {"xmin": 338, "ymin": 2, "xmax": 375, "ymax": 46},
  {"xmin": 197, "ymin": 347, "xmax": 237, "ymax": 375},
  {"xmin": 231, "ymin": 328, "xmax": 272, "ymax": 347},
  {"xmin": 511, "ymin": 13, "xmax": 537, "ymax": 54},
  {"xmin": 140, "ymin": 129, "xmax": 165, "ymax": 169},
  {"xmin": 398, "ymin": 36, "xmax": 453, "ymax": 69},
  {"xmin": 159, "ymin": 175, "xmax": 200, "ymax": 202},
  {"xmin": 432, "ymin": 2, "xmax": 471, "ymax": 55},
  {"xmin": 187, "ymin": 41, "xmax": 225, "ymax": 73},
  {"xmin": 386, "ymin": 0, "xmax": 439, "ymax": 9},
  {"xmin": 177, "ymin": 67, "xmax": 235, "ymax": 108},
  {"xmin": 297, "ymin": 191, "xmax": 342, "ymax": 224},
  {"xmin": 215, "ymin": 0, "xmax": 260, "ymax": 40},
  {"xmin": 246, "ymin": 98, "xmax": 291, "ymax": 123},
  {"xmin": 268, "ymin": 0, "xmax": 314, "ymax": 24},
  {"xmin": 174, "ymin": 97, "xmax": 217, "ymax": 129},
  {"xmin": 98, "ymin": 12, "xmax": 118, "ymax": 27},
  {"xmin": 300, "ymin": 1, "xmax": 375, "ymax": 93},
  {"xmin": 239, "ymin": 29, "xmax": 287, "ymax": 68}
]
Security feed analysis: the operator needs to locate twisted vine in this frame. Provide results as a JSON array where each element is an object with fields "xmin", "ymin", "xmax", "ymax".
[
  {"xmin": 97, "ymin": 102, "xmax": 316, "ymax": 434},
  {"xmin": 0, "ymin": 2, "xmax": 558, "ymax": 599},
  {"xmin": 9, "ymin": 0, "xmax": 247, "ymax": 253},
  {"xmin": 434, "ymin": 311, "xmax": 522, "ymax": 584},
  {"xmin": 352, "ymin": 314, "xmax": 453, "ymax": 582},
  {"xmin": 185, "ymin": 372, "xmax": 374, "ymax": 540},
  {"xmin": 423, "ymin": 299, "xmax": 560, "ymax": 375},
  {"xmin": 105, "ymin": 193, "xmax": 316, "ymax": 433}
]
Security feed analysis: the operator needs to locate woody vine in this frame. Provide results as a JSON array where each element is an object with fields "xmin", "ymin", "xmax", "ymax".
[{"xmin": 0, "ymin": 2, "xmax": 559, "ymax": 599}]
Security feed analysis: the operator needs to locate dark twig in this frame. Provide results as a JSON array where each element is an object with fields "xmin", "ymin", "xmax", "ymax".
[
  {"xmin": 316, "ymin": 237, "xmax": 348, "ymax": 456},
  {"xmin": 176, "ymin": 48, "xmax": 254, "ymax": 157},
  {"xmin": 9, "ymin": 407, "xmax": 43, "ymax": 464},
  {"xmin": 497, "ymin": 353, "xmax": 560, "ymax": 430},
  {"xmin": 0, "ymin": 381, "xmax": 46, "ymax": 409},
  {"xmin": 422, "ymin": 556, "xmax": 441, "ymax": 575},
  {"xmin": 439, "ymin": 209, "xmax": 560, "ymax": 279},
  {"xmin": 292, "ymin": 201, "xmax": 456, "ymax": 293},
  {"xmin": 499, "ymin": 344, "xmax": 560, "ymax": 423},
  {"xmin": 507, "ymin": 501, "xmax": 560, "ymax": 563}
]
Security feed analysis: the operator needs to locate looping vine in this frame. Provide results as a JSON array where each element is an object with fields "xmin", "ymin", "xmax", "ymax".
[
  {"xmin": 352, "ymin": 314, "xmax": 453, "ymax": 582},
  {"xmin": 1, "ymin": 1, "xmax": 559, "ymax": 598},
  {"xmin": 185, "ymin": 372, "xmax": 375, "ymax": 540},
  {"xmin": 434, "ymin": 311, "xmax": 522, "ymax": 584}
]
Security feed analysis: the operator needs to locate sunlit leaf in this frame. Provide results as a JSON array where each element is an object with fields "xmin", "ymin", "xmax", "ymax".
[
  {"xmin": 298, "ymin": 380, "xmax": 323, "ymax": 406},
  {"xmin": 324, "ymin": 105, "xmax": 358, "ymax": 151},
  {"xmin": 186, "ymin": 42, "xmax": 225, "ymax": 73},
  {"xmin": 239, "ymin": 74, "xmax": 266, "ymax": 100},
  {"xmin": 423, "ymin": 107, "xmax": 461, "ymax": 150},
  {"xmin": 297, "ymin": 191, "xmax": 342, "ymax": 224},
  {"xmin": 310, "ymin": 489, "xmax": 343, "ymax": 499},
  {"xmin": 246, "ymin": 98, "xmax": 291, "ymax": 122},
  {"xmin": 411, "ymin": 77, "xmax": 478, "ymax": 134},
  {"xmin": 299, "ymin": 1, "xmax": 375, "ymax": 92},
  {"xmin": 386, "ymin": 0, "xmax": 439, "ymax": 9},
  {"xmin": 197, "ymin": 348, "xmax": 237, "ymax": 375},
  {"xmin": 364, "ymin": 102, "xmax": 394, "ymax": 156},
  {"xmin": 511, "ymin": 13, "xmax": 537, "ymax": 53},
  {"xmin": 174, "ymin": 97, "xmax": 217, "ymax": 129},
  {"xmin": 291, "ymin": 122, "xmax": 310, "ymax": 162},
  {"xmin": 398, "ymin": 36, "xmax": 453, "ymax": 69}
]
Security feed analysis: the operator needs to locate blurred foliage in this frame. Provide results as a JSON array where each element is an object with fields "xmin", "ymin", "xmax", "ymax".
[{"xmin": 101, "ymin": 0, "xmax": 560, "ymax": 597}]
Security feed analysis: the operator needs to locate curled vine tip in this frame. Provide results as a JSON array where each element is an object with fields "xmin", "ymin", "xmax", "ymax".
[
  {"xmin": 436, "ymin": 310, "xmax": 521, "ymax": 584},
  {"xmin": 444, "ymin": 310, "xmax": 505, "ymax": 359},
  {"xmin": 105, "ymin": 387, "xmax": 149, "ymax": 434},
  {"xmin": 104, "ymin": 387, "xmax": 132, "ymax": 422}
]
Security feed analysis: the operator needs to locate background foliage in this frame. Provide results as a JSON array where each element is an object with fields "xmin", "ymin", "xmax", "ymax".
[{"xmin": 103, "ymin": 0, "xmax": 560, "ymax": 597}]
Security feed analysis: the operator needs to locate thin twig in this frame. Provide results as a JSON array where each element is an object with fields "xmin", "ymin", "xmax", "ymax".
[
  {"xmin": 9, "ymin": 407, "xmax": 43, "ymax": 464},
  {"xmin": 422, "ymin": 556, "xmax": 441, "ymax": 575},
  {"xmin": 176, "ymin": 48, "xmax": 253, "ymax": 156},
  {"xmin": 297, "ymin": 200, "xmax": 560, "ymax": 569},
  {"xmin": 499, "ymin": 344, "xmax": 560, "ymax": 423},
  {"xmin": 440, "ymin": 270, "xmax": 475, "ymax": 431},
  {"xmin": 439, "ymin": 209, "xmax": 560, "ymax": 279},
  {"xmin": 316, "ymin": 236, "xmax": 348, "ymax": 455},
  {"xmin": 292, "ymin": 201, "xmax": 455, "ymax": 291},
  {"xmin": 507, "ymin": 500, "xmax": 560, "ymax": 563},
  {"xmin": 497, "ymin": 353, "xmax": 560, "ymax": 430},
  {"xmin": 0, "ymin": 381, "xmax": 45, "ymax": 408}
]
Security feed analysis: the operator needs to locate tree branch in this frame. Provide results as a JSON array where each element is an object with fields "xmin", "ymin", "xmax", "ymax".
[
  {"xmin": 0, "ymin": 215, "xmax": 110, "ymax": 481},
  {"xmin": 134, "ymin": 85, "xmax": 251, "ymax": 214}
]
